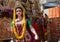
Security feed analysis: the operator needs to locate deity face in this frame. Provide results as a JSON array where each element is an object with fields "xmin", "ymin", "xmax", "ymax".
[{"xmin": 16, "ymin": 8, "xmax": 23, "ymax": 17}]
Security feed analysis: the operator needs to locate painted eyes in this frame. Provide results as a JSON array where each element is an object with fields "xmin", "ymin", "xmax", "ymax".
[{"xmin": 16, "ymin": 10, "xmax": 22, "ymax": 12}]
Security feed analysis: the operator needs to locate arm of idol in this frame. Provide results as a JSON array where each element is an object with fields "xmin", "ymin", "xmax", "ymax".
[
  {"xmin": 11, "ymin": 28, "xmax": 14, "ymax": 33},
  {"xmin": 11, "ymin": 22, "xmax": 14, "ymax": 33},
  {"xmin": 11, "ymin": 21, "xmax": 17, "ymax": 33},
  {"xmin": 29, "ymin": 25, "xmax": 39, "ymax": 40}
]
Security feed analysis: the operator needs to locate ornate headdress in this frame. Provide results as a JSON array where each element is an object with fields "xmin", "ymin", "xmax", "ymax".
[{"xmin": 14, "ymin": 1, "xmax": 24, "ymax": 9}]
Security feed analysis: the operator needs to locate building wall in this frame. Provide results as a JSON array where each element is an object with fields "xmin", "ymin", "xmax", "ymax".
[
  {"xmin": 44, "ymin": 6, "xmax": 60, "ymax": 41},
  {"xmin": 48, "ymin": 6, "xmax": 60, "ymax": 41}
]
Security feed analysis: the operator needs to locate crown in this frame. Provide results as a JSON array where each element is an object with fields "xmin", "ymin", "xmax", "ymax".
[{"xmin": 14, "ymin": 1, "xmax": 24, "ymax": 9}]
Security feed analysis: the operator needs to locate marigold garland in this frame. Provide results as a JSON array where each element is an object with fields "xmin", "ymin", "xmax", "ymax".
[{"xmin": 13, "ymin": 7, "xmax": 26, "ymax": 40}]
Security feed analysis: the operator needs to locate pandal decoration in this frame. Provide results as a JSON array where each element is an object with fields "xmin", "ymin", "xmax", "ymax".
[{"xmin": 13, "ymin": 1, "xmax": 26, "ymax": 39}]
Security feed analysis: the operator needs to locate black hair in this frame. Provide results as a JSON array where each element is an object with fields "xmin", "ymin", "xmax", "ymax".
[
  {"xmin": 15, "ymin": 7, "xmax": 23, "ymax": 12},
  {"xmin": 25, "ymin": 14, "xmax": 30, "ymax": 19}
]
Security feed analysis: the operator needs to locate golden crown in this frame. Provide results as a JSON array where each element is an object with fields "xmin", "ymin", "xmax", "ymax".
[{"xmin": 14, "ymin": 1, "xmax": 24, "ymax": 9}]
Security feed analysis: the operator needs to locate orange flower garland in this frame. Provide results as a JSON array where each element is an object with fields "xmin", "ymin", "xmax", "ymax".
[{"xmin": 13, "ymin": 7, "xmax": 26, "ymax": 40}]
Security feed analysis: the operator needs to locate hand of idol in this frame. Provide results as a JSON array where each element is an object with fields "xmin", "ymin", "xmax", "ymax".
[{"xmin": 34, "ymin": 34, "xmax": 39, "ymax": 40}]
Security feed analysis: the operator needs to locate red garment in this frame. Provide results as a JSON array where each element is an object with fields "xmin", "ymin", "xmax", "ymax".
[
  {"xmin": 32, "ymin": 18, "xmax": 45, "ymax": 42},
  {"xmin": 15, "ymin": 21, "xmax": 39, "ymax": 42}
]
